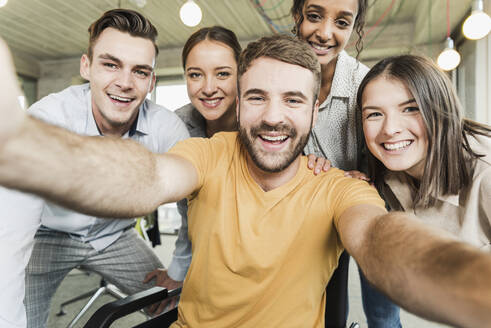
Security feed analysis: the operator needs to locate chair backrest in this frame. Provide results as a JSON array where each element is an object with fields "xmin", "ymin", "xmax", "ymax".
[
  {"xmin": 83, "ymin": 287, "xmax": 181, "ymax": 328},
  {"xmin": 324, "ymin": 250, "xmax": 350, "ymax": 328},
  {"xmin": 86, "ymin": 253, "xmax": 352, "ymax": 328}
]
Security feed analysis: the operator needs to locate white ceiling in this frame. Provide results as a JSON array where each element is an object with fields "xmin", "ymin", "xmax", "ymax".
[{"xmin": 0, "ymin": 0, "xmax": 477, "ymax": 78}]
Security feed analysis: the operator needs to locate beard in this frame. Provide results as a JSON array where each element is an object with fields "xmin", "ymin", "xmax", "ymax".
[{"xmin": 238, "ymin": 121, "xmax": 311, "ymax": 173}]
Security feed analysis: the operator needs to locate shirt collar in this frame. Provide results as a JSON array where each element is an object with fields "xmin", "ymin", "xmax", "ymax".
[{"xmin": 328, "ymin": 50, "xmax": 350, "ymax": 99}]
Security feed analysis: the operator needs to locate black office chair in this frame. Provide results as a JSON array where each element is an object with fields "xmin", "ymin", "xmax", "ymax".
[
  {"xmin": 325, "ymin": 251, "xmax": 359, "ymax": 328},
  {"xmin": 85, "ymin": 255, "xmax": 357, "ymax": 328},
  {"xmin": 83, "ymin": 286, "xmax": 181, "ymax": 328}
]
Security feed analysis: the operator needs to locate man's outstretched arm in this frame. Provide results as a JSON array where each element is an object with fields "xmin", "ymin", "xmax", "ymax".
[
  {"xmin": 338, "ymin": 205, "xmax": 491, "ymax": 328},
  {"xmin": 0, "ymin": 38, "xmax": 198, "ymax": 218}
]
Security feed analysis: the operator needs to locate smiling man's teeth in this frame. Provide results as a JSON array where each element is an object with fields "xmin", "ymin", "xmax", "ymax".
[
  {"xmin": 109, "ymin": 95, "xmax": 132, "ymax": 102},
  {"xmin": 261, "ymin": 135, "xmax": 287, "ymax": 142},
  {"xmin": 383, "ymin": 140, "xmax": 411, "ymax": 150}
]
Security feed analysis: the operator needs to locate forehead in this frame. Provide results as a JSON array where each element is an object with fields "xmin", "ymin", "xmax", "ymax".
[
  {"xmin": 240, "ymin": 57, "xmax": 316, "ymax": 99},
  {"xmin": 186, "ymin": 40, "xmax": 236, "ymax": 68},
  {"xmin": 303, "ymin": 0, "xmax": 358, "ymax": 16},
  {"xmin": 92, "ymin": 27, "xmax": 156, "ymax": 66},
  {"xmin": 362, "ymin": 77, "xmax": 414, "ymax": 104}
]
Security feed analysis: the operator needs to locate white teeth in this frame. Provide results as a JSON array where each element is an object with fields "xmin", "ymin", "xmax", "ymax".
[
  {"xmin": 383, "ymin": 140, "xmax": 411, "ymax": 150},
  {"xmin": 261, "ymin": 135, "xmax": 287, "ymax": 142},
  {"xmin": 310, "ymin": 42, "xmax": 334, "ymax": 51},
  {"xmin": 203, "ymin": 99, "xmax": 220, "ymax": 105},
  {"xmin": 109, "ymin": 95, "xmax": 132, "ymax": 102},
  {"xmin": 311, "ymin": 43, "xmax": 328, "ymax": 51}
]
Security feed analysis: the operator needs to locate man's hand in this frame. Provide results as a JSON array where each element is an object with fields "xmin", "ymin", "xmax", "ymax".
[
  {"xmin": 143, "ymin": 269, "xmax": 183, "ymax": 315},
  {"xmin": 0, "ymin": 38, "xmax": 25, "ymax": 145},
  {"xmin": 306, "ymin": 154, "xmax": 331, "ymax": 175}
]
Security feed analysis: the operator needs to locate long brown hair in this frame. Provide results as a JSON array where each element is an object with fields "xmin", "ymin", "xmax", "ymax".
[
  {"xmin": 357, "ymin": 55, "xmax": 491, "ymax": 208},
  {"xmin": 290, "ymin": 0, "xmax": 367, "ymax": 59}
]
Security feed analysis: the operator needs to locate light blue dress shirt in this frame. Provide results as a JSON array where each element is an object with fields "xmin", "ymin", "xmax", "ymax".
[{"xmin": 28, "ymin": 83, "xmax": 189, "ymax": 251}]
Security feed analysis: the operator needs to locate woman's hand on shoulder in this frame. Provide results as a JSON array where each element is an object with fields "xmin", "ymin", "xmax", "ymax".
[{"xmin": 307, "ymin": 154, "xmax": 332, "ymax": 175}]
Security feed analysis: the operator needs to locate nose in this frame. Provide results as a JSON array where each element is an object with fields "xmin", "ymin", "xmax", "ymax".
[
  {"xmin": 202, "ymin": 76, "xmax": 217, "ymax": 97},
  {"xmin": 382, "ymin": 113, "xmax": 403, "ymax": 136},
  {"xmin": 261, "ymin": 99, "xmax": 285, "ymax": 126},
  {"xmin": 315, "ymin": 20, "xmax": 334, "ymax": 42},
  {"xmin": 115, "ymin": 69, "xmax": 134, "ymax": 91}
]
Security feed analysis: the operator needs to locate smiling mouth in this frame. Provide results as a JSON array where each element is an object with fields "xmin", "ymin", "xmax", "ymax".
[
  {"xmin": 382, "ymin": 140, "xmax": 412, "ymax": 151},
  {"xmin": 308, "ymin": 41, "xmax": 335, "ymax": 54},
  {"xmin": 108, "ymin": 94, "xmax": 135, "ymax": 103},
  {"xmin": 200, "ymin": 98, "xmax": 224, "ymax": 107},
  {"xmin": 259, "ymin": 134, "xmax": 289, "ymax": 144}
]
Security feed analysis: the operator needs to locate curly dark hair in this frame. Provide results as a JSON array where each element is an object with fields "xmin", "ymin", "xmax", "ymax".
[{"xmin": 290, "ymin": 0, "xmax": 367, "ymax": 59}]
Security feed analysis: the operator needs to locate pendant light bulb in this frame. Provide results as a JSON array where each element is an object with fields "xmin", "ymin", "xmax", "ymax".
[
  {"xmin": 437, "ymin": 37, "xmax": 461, "ymax": 71},
  {"xmin": 0, "ymin": 0, "xmax": 8, "ymax": 8},
  {"xmin": 180, "ymin": 0, "xmax": 202, "ymax": 27},
  {"xmin": 463, "ymin": 0, "xmax": 491, "ymax": 40}
]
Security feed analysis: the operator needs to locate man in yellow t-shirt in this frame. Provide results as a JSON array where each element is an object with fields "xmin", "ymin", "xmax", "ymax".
[
  {"xmin": 1, "ymin": 35, "xmax": 491, "ymax": 327},
  {"xmin": 167, "ymin": 131, "xmax": 384, "ymax": 327}
]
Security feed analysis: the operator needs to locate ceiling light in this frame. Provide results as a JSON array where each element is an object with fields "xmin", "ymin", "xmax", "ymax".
[
  {"xmin": 180, "ymin": 0, "xmax": 202, "ymax": 27},
  {"xmin": 0, "ymin": 0, "xmax": 8, "ymax": 8},
  {"xmin": 463, "ymin": 0, "xmax": 491, "ymax": 40},
  {"xmin": 437, "ymin": 37, "xmax": 461, "ymax": 71}
]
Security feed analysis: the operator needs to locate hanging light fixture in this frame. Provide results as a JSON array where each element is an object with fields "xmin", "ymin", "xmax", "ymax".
[
  {"xmin": 462, "ymin": 0, "xmax": 491, "ymax": 40},
  {"xmin": 437, "ymin": 0, "xmax": 461, "ymax": 71},
  {"xmin": 0, "ymin": 0, "xmax": 8, "ymax": 8},
  {"xmin": 437, "ymin": 37, "xmax": 461, "ymax": 71},
  {"xmin": 180, "ymin": 0, "xmax": 202, "ymax": 27}
]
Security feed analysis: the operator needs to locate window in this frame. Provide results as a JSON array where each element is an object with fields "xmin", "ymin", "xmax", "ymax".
[{"xmin": 155, "ymin": 83, "xmax": 190, "ymax": 111}]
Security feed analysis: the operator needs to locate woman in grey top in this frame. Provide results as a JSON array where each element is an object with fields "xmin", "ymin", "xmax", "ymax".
[
  {"xmin": 176, "ymin": 26, "xmax": 241, "ymax": 139},
  {"xmin": 145, "ymin": 26, "xmax": 242, "ymax": 314}
]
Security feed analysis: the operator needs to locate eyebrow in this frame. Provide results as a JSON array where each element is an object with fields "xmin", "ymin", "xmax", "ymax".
[
  {"xmin": 98, "ymin": 53, "xmax": 122, "ymax": 65},
  {"xmin": 186, "ymin": 66, "xmax": 233, "ymax": 71},
  {"xmin": 338, "ymin": 11, "xmax": 354, "ymax": 18},
  {"xmin": 362, "ymin": 98, "xmax": 417, "ymax": 111},
  {"xmin": 398, "ymin": 98, "xmax": 417, "ymax": 106},
  {"xmin": 283, "ymin": 91, "xmax": 308, "ymax": 101},
  {"xmin": 305, "ymin": 5, "xmax": 354, "ymax": 18},
  {"xmin": 98, "ymin": 53, "xmax": 154, "ymax": 72},
  {"xmin": 186, "ymin": 67, "xmax": 202, "ymax": 72},
  {"xmin": 215, "ymin": 66, "xmax": 233, "ymax": 70},
  {"xmin": 243, "ymin": 88, "xmax": 267, "ymax": 97},
  {"xmin": 306, "ymin": 4, "xmax": 325, "ymax": 13}
]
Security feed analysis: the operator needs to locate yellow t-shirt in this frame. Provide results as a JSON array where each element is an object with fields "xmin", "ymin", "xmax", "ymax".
[{"xmin": 168, "ymin": 132, "xmax": 385, "ymax": 328}]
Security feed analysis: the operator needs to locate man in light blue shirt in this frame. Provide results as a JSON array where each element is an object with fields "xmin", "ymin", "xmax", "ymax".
[{"xmin": 21, "ymin": 9, "xmax": 189, "ymax": 328}]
